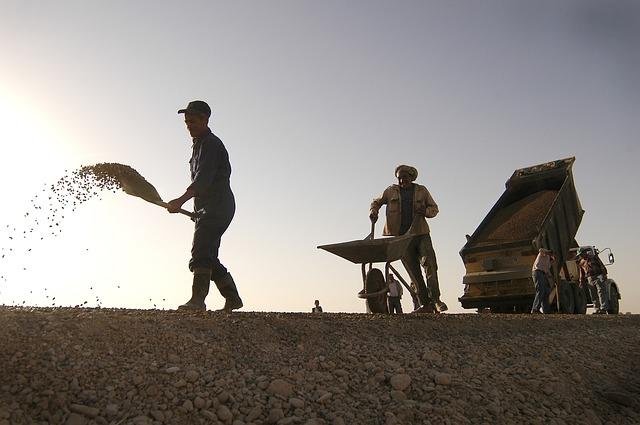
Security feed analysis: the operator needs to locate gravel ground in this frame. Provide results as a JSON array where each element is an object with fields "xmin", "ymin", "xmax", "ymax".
[{"xmin": 1, "ymin": 308, "xmax": 639, "ymax": 425}]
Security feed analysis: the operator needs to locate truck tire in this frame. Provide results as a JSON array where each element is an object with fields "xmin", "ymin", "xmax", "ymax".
[
  {"xmin": 608, "ymin": 281, "xmax": 620, "ymax": 314},
  {"xmin": 364, "ymin": 268, "xmax": 388, "ymax": 314},
  {"xmin": 572, "ymin": 283, "xmax": 587, "ymax": 314},
  {"xmin": 558, "ymin": 281, "xmax": 575, "ymax": 314}
]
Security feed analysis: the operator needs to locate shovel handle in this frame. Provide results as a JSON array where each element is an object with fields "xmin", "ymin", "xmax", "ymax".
[{"xmin": 151, "ymin": 200, "xmax": 199, "ymax": 219}]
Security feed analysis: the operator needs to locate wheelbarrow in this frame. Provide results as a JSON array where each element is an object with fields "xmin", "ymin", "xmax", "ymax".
[{"xmin": 317, "ymin": 222, "xmax": 422, "ymax": 313}]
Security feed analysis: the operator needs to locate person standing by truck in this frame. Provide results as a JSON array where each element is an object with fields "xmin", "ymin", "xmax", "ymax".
[
  {"xmin": 387, "ymin": 274, "xmax": 403, "ymax": 314},
  {"xmin": 531, "ymin": 248, "xmax": 555, "ymax": 314},
  {"xmin": 168, "ymin": 100, "xmax": 243, "ymax": 312},
  {"xmin": 369, "ymin": 165, "xmax": 446, "ymax": 313},
  {"xmin": 576, "ymin": 247, "xmax": 609, "ymax": 314}
]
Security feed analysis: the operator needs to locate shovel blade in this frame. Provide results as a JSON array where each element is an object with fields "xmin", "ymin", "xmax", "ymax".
[{"xmin": 120, "ymin": 174, "xmax": 163, "ymax": 204}]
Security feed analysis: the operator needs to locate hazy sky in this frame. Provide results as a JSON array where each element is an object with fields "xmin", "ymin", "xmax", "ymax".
[{"xmin": 1, "ymin": 1, "xmax": 638, "ymax": 313}]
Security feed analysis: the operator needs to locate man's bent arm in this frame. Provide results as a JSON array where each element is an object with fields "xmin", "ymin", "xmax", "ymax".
[
  {"xmin": 370, "ymin": 189, "xmax": 389, "ymax": 218},
  {"xmin": 167, "ymin": 188, "xmax": 196, "ymax": 213},
  {"xmin": 578, "ymin": 264, "xmax": 586, "ymax": 286},
  {"xmin": 424, "ymin": 189, "xmax": 439, "ymax": 218}
]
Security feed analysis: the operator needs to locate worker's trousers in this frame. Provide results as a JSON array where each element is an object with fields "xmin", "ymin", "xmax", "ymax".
[
  {"xmin": 388, "ymin": 296, "xmax": 403, "ymax": 314},
  {"xmin": 531, "ymin": 270, "xmax": 550, "ymax": 313},
  {"xmin": 587, "ymin": 274, "xmax": 609, "ymax": 311},
  {"xmin": 401, "ymin": 233, "xmax": 440, "ymax": 306},
  {"xmin": 189, "ymin": 200, "xmax": 235, "ymax": 281}
]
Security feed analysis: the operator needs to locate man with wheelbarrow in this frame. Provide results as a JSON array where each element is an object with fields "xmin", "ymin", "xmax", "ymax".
[
  {"xmin": 167, "ymin": 100, "xmax": 243, "ymax": 312},
  {"xmin": 369, "ymin": 165, "xmax": 447, "ymax": 313}
]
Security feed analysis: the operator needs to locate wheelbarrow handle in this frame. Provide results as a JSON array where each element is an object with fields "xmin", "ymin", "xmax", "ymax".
[
  {"xmin": 150, "ymin": 200, "xmax": 199, "ymax": 219},
  {"xmin": 365, "ymin": 220, "xmax": 376, "ymax": 241},
  {"xmin": 364, "ymin": 221, "xmax": 376, "ymax": 273}
]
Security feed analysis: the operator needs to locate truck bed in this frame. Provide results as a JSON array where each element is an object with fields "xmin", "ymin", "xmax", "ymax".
[{"xmin": 469, "ymin": 190, "xmax": 558, "ymax": 247}]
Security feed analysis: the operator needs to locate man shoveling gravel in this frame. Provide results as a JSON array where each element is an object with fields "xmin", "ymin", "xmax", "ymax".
[{"xmin": 167, "ymin": 100, "xmax": 242, "ymax": 312}]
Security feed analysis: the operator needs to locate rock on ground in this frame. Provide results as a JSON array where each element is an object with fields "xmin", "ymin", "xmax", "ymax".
[{"xmin": 1, "ymin": 307, "xmax": 639, "ymax": 424}]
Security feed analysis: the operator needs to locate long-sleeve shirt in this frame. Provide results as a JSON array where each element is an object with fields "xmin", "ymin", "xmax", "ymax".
[{"xmin": 188, "ymin": 128, "xmax": 234, "ymax": 216}]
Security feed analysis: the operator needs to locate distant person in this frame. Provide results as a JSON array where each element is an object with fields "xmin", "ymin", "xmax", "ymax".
[
  {"xmin": 168, "ymin": 100, "xmax": 242, "ymax": 312},
  {"xmin": 576, "ymin": 247, "xmax": 609, "ymax": 314},
  {"xmin": 312, "ymin": 300, "xmax": 323, "ymax": 313},
  {"xmin": 369, "ymin": 165, "xmax": 447, "ymax": 313},
  {"xmin": 387, "ymin": 274, "xmax": 403, "ymax": 314},
  {"xmin": 531, "ymin": 248, "xmax": 554, "ymax": 314}
]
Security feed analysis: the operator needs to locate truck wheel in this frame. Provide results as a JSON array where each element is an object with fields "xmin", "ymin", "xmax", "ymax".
[
  {"xmin": 608, "ymin": 282, "xmax": 619, "ymax": 314},
  {"xmin": 572, "ymin": 283, "xmax": 587, "ymax": 314},
  {"xmin": 365, "ymin": 268, "xmax": 388, "ymax": 314},
  {"xmin": 558, "ymin": 281, "xmax": 575, "ymax": 314}
]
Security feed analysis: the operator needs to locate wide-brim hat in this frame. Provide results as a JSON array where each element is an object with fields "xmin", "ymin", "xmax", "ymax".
[{"xmin": 395, "ymin": 165, "xmax": 418, "ymax": 181}]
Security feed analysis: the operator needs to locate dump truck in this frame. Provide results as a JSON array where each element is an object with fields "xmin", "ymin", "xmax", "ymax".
[{"xmin": 458, "ymin": 157, "xmax": 621, "ymax": 314}]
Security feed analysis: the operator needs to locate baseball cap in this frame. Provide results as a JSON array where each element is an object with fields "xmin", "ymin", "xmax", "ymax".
[
  {"xmin": 576, "ymin": 247, "xmax": 589, "ymax": 256},
  {"xmin": 177, "ymin": 100, "xmax": 211, "ymax": 117}
]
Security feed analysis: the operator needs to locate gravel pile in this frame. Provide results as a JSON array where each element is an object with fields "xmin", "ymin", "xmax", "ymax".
[
  {"xmin": 473, "ymin": 190, "xmax": 557, "ymax": 244},
  {"xmin": 1, "ymin": 308, "xmax": 639, "ymax": 425}
]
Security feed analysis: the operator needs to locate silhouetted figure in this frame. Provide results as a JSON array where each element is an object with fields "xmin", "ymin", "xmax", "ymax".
[
  {"xmin": 577, "ymin": 247, "xmax": 609, "ymax": 314},
  {"xmin": 531, "ymin": 248, "xmax": 554, "ymax": 314},
  {"xmin": 312, "ymin": 300, "xmax": 323, "ymax": 313},
  {"xmin": 387, "ymin": 274, "xmax": 403, "ymax": 314},
  {"xmin": 168, "ymin": 100, "xmax": 242, "ymax": 312},
  {"xmin": 370, "ymin": 165, "xmax": 446, "ymax": 313}
]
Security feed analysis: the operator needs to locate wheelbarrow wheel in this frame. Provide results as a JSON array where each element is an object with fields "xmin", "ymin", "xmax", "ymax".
[{"xmin": 365, "ymin": 268, "xmax": 388, "ymax": 314}]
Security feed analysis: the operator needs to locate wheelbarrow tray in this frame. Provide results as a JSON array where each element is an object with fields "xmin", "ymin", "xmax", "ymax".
[{"xmin": 318, "ymin": 234, "xmax": 420, "ymax": 264}]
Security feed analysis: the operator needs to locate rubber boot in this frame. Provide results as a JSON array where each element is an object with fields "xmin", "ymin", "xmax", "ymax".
[
  {"xmin": 178, "ymin": 268, "xmax": 210, "ymax": 311},
  {"xmin": 412, "ymin": 303, "xmax": 436, "ymax": 314},
  {"xmin": 435, "ymin": 300, "xmax": 448, "ymax": 312},
  {"xmin": 213, "ymin": 272, "xmax": 243, "ymax": 312}
]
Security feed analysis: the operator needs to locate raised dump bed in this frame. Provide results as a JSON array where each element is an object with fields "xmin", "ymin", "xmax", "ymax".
[
  {"xmin": 469, "ymin": 190, "xmax": 557, "ymax": 246},
  {"xmin": 459, "ymin": 158, "xmax": 584, "ymax": 312}
]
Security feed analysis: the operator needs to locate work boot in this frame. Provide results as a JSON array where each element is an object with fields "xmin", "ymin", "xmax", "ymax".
[
  {"xmin": 435, "ymin": 300, "xmax": 448, "ymax": 313},
  {"xmin": 412, "ymin": 303, "xmax": 436, "ymax": 314},
  {"xmin": 213, "ymin": 273, "xmax": 243, "ymax": 312},
  {"xmin": 178, "ymin": 269, "xmax": 210, "ymax": 311}
]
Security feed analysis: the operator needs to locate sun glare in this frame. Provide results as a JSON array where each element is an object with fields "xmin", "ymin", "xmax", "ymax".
[{"xmin": 0, "ymin": 95, "xmax": 73, "ymax": 188}]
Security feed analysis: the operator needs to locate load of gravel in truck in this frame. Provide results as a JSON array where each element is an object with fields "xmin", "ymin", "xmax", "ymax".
[{"xmin": 472, "ymin": 190, "xmax": 557, "ymax": 244}]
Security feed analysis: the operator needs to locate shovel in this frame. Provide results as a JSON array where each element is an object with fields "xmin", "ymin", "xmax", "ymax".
[{"xmin": 119, "ymin": 173, "xmax": 198, "ymax": 219}]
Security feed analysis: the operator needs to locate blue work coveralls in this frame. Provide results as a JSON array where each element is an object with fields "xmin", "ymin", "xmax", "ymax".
[{"xmin": 188, "ymin": 128, "xmax": 235, "ymax": 280}]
